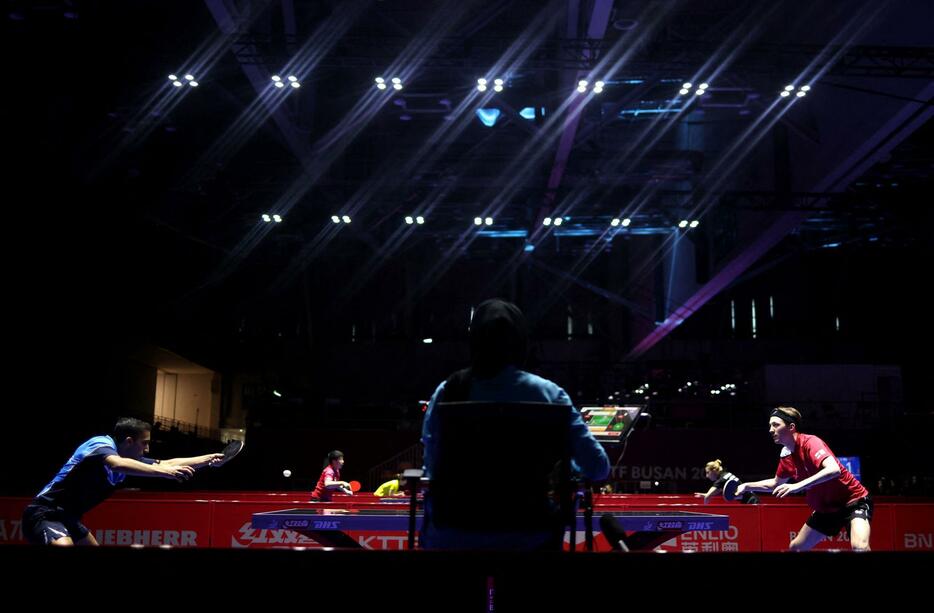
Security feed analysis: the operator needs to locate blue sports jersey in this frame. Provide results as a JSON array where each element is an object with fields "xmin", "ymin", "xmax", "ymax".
[{"xmin": 34, "ymin": 435, "xmax": 154, "ymax": 518}]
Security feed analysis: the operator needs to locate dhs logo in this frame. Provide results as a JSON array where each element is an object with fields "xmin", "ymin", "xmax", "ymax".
[
  {"xmin": 688, "ymin": 522, "xmax": 714, "ymax": 530},
  {"xmin": 313, "ymin": 521, "xmax": 340, "ymax": 529}
]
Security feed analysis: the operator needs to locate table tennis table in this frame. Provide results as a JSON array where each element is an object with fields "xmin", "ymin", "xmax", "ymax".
[{"xmin": 252, "ymin": 508, "xmax": 729, "ymax": 550}]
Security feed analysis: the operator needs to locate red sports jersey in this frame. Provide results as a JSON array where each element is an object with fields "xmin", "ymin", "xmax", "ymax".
[
  {"xmin": 776, "ymin": 433, "xmax": 868, "ymax": 513},
  {"xmin": 311, "ymin": 465, "xmax": 339, "ymax": 501}
]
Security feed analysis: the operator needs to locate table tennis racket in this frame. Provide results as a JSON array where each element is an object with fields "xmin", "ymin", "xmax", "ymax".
[
  {"xmin": 215, "ymin": 439, "xmax": 244, "ymax": 467},
  {"xmin": 722, "ymin": 477, "xmax": 742, "ymax": 501}
]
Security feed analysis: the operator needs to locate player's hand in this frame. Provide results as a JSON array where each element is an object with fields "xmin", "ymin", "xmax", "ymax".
[
  {"xmin": 773, "ymin": 483, "xmax": 800, "ymax": 498},
  {"xmin": 206, "ymin": 453, "xmax": 224, "ymax": 467},
  {"xmin": 162, "ymin": 465, "xmax": 195, "ymax": 481},
  {"xmin": 735, "ymin": 484, "xmax": 746, "ymax": 496}
]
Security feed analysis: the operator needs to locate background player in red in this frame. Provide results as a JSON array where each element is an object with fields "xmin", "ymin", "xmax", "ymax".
[
  {"xmin": 310, "ymin": 450, "xmax": 353, "ymax": 500},
  {"xmin": 737, "ymin": 406, "xmax": 871, "ymax": 551}
]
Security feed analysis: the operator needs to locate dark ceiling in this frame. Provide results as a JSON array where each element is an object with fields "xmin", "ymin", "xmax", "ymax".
[{"xmin": 6, "ymin": 0, "xmax": 932, "ymax": 389}]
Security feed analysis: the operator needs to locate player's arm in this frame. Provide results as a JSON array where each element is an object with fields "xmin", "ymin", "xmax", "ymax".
[
  {"xmin": 694, "ymin": 485, "xmax": 719, "ymax": 503},
  {"xmin": 161, "ymin": 453, "xmax": 224, "ymax": 469},
  {"xmin": 774, "ymin": 457, "xmax": 840, "ymax": 498},
  {"xmin": 737, "ymin": 476, "xmax": 788, "ymax": 494},
  {"xmin": 324, "ymin": 477, "xmax": 351, "ymax": 490},
  {"xmin": 105, "ymin": 455, "xmax": 194, "ymax": 481}
]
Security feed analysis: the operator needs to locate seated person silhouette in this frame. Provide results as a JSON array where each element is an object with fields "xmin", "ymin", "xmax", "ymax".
[{"xmin": 420, "ymin": 299, "xmax": 610, "ymax": 550}]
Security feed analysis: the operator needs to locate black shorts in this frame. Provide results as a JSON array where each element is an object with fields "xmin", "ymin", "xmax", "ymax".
[
  {"xmin": 22, "ymin": 505, "xmax": 90, "ymax": 545},
  {"xmin": 806, "ymin": 496, "xmax": 873, "ymax": 538}
]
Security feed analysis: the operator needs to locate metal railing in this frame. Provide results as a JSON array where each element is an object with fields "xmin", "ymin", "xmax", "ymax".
[
  {"xmin": 366, "ymin": 443, "xmax": 423, "ymax": 490},
  {"xmin": 153, "ymin": 416, "xmax": 222, "ymax": 441}
]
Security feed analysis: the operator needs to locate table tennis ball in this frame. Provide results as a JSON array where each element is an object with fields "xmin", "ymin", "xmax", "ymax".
[{"xmin": 283, "ymin": 469, "xmax": 292, "ymax": 478}]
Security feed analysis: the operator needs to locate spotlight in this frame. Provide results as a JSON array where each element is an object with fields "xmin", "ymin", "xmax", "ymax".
[
  {"xmin": 782, "ymin": 84, "xmax": 811, "ymax": 99},
  {"xmin": 679, "ymin": 81, "xmax": 711, "ymax": 97}
]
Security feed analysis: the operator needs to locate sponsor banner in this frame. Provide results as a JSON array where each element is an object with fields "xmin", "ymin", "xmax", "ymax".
[
  {"xmin": 3, "ymin": 496, "xmax": 930, "ymax": 551},
  {"xmin": 83, "ymin": 499, "xmax": 213, "ymax": 547},
  {"xmin": 894, "ymin": 504, "xmax": 934, "ymax": 550},
  {"xmin": 1, "ymin": 497, "xmax": 212, "ymax": 547},
  {"xmin": 0, "ymin": 498, "xmax": 32, "ymax": 544},
  {"xmin": 759, "ymin": 503, "xmax": 896, "ymax": 551},
  {"xmin": 657, "ymin": 505, "xmax": 760, "ymax": 552},
  {"xmin": 347, "ymin": 531, "xmax": 412, "ymax": 550}
]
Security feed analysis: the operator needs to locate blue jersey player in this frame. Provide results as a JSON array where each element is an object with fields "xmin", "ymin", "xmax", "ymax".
[{"xmin": 23, "ymin": 417, "xmax": 224, "ymax": 546}]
